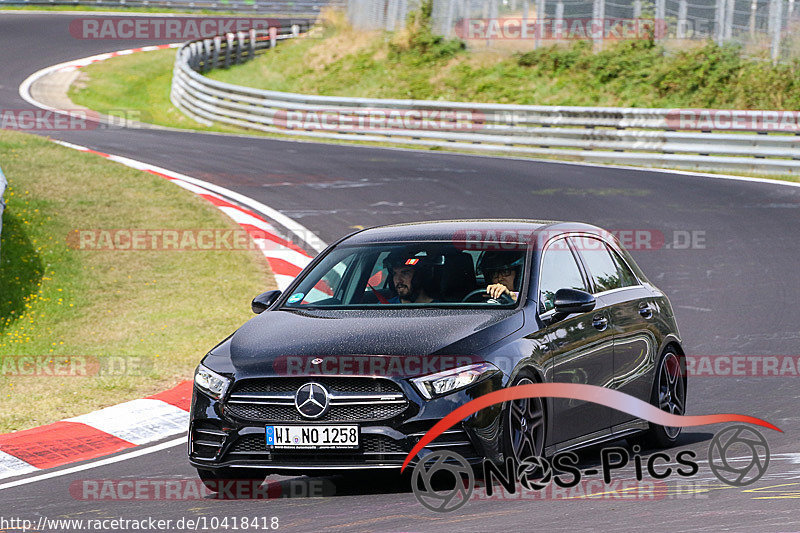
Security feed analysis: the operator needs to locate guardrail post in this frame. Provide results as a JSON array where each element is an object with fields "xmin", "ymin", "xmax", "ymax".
[
  {"xmin": 715, "ymin": 0, "xmax": 725, "ymax": 44},
  {"xmin": 224, "ymin": 32, "xmax": 234, "ymax": 68},
  {"xmin": 387, "ymin": 0, "xmax": 399, "ymax": 31},
  {"xmin": 592, "ymin": 0, "xmax": 605, "ymax": 49},
  {"xmin": 555, "ymin": 1, "xmax": 564, "ymax": 38},
  {"xmin": 192, "ymin": 42, "xmax": 202, "ymax": 70},
  {"xmin": 249, "ymin": 28, "xmax": 256, "ymax": 59},
  {"xmin": 202, "ymin": 38, "xmax": 212, "ymax": 73},
  {"xmin": 292, "ymin": 24, "xmax": 300, "ymax": 37},
  {"xmin": 270, "ymin": 26, "xmax": 278, "ymax": 49},
  {"xmin": 677, "ymin": 0, "xmax": 688, "ymax": 38},
  {"xmin": 444, "ymin": 0, "xmax": 456, "ymax": 37},
  {"xmin": 487, "ymin": 0, "xmax": 499, "ymax": 47},
  {"xmin": 655, "ymin": 0, "xmax": 666, "ymax": 40},
  {"xmin": 236, "ymin": 31, "xmax": 246, "ymax": 64},
  {"xmin": 769, "ymin": 0, "xmax": 783, "ymax": 63},
  {"xmin": 458, "ymin": 0, "xmax": 467, "ymax": 37},
  {"xmin": 535, "ymin": 0, "xmax": 545, "ymax": 48},
  {"xmin": 522, "ymin": 0, "xmax": 530, "ymax": 41},
  {"xmin": 212, "ymin": 36, "xmax": 221, "ymax": 69},
  {"xmin": 724, "ymin": 0, "xmax": 734, "ymax": 40}
]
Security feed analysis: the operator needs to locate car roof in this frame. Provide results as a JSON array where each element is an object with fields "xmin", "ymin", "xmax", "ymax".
[{"xmin": 341, "ymin": 219, "xmax": 607, "ymax": 245}]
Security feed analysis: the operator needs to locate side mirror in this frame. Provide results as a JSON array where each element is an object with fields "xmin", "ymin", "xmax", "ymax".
[
  {"xmin": 553, "ymin": 288, "xmax": 596, "ymax": 316},
  {"xmin": 252, "ymin": 290, "xmax": 281, "ymax": 314}
]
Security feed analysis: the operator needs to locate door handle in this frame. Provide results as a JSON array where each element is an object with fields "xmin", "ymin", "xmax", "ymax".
[
  {"xmin": 638, "ymin": 303, "xmax": 653, "ymax": 319},
  {"xmin": 592, "ymin": 315, "xmax": 608, "ymax": 331}
]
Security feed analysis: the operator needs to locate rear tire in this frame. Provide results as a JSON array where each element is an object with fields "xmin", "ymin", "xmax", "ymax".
[{"xmin": 640, "ymin": 350, "xmax": 686, "ymax": 448}]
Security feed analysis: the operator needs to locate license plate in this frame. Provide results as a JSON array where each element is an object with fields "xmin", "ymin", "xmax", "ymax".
[{"xmin": 266, "ymin": 425, "xmax": 359, "ymax": 449}]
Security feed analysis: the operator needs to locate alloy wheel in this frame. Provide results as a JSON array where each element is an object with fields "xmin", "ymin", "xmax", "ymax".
[{"xmin": 507, "ymin": 377, "xmax": 546, "ymax": 462}]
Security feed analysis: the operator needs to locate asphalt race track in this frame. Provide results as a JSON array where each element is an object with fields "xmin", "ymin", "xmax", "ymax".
[{"xmin": 2, "ymin": 12, "xmax": 800, "ymax": 531}]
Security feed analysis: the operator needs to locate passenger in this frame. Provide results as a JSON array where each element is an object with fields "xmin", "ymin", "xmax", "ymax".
[
  {"xmin": 384, "ymin": 251, "xmax": 437, "ymax": 304},
  {"xmin": 477, "ymin": 251, "xmax": 525, "ymax": 302}
]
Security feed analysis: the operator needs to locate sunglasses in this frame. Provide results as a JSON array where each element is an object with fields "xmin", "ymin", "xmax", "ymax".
[{"xmin": 490, "ymin": 268, "xmax": 516, "ymax": 278}]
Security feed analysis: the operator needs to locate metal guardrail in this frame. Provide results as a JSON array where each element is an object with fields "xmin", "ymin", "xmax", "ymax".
[
  {"xmin": 0, "ymin": 0, "xmax": 343, "ymax": 15},
  {"xmin": 171, "ymin": 28, "xmax": 800, "ymax": 175}
]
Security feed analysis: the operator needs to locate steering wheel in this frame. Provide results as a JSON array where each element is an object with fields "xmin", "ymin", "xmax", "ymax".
[{"xmin": 461, "ymin": 289, "xmax": 515, "ymax": 304}]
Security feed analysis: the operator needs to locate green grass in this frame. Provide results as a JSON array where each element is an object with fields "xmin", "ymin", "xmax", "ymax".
[
  {"xmin": 204, "ymin": 20, "xmax": 800, "ymax": 109},
  {"xmin": 69, "ymin": 48, "xmax": 250, "ymax": 135},
  {"xmin": 0, "ymin": 130, "xmax": 275, "ymax": 431}
]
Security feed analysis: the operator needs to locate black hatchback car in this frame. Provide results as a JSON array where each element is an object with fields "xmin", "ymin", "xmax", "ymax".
[{"xmin": 189, "ymin": 220, "xmax": 686, "ymax": 485}]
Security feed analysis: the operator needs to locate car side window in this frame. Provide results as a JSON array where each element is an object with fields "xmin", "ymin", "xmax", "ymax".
[
  {"xmin": 538, "ymin": 239, "xmax": 588, "ymax": 313},
  {"xmin": 571, "ymin": 237, "xmax": 627, "ymax": 294},
  {"xmin": 609, "ymin": 248, "xmax": 639, "ymax": 287}
]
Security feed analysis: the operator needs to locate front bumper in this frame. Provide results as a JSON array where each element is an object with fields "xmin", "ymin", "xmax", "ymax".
[{"xmin": 189, "ymin": 373, "xmax": 505, "ymax": 473}]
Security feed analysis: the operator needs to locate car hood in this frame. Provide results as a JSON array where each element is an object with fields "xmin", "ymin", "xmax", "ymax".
[{"xmin": 209, "ymin": 308, "xmax": 523, "ymax": 377}]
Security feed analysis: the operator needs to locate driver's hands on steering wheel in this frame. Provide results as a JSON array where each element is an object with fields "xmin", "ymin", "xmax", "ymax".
[{"xmin": 486, "ymin": 283, "xmax": 514, "ymax": 300}]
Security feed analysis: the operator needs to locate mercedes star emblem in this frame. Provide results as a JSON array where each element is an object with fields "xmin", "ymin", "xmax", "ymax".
[{"xmin": 295, "ymin": 382, "xmax": 329, "ymax": 419}]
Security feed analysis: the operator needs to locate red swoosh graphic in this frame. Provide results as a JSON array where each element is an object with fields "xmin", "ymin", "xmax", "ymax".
[{"xmin": 401, "ymin": 383, "xmax": 781, "ymax": 471}]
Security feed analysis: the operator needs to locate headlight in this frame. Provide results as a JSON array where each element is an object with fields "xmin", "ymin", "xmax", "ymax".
[
  {"xmin": 411, "ymin": 362, "xmax": 499, "ymax": 399},
  {"xmin": 194, "ymin": 364, "xmax": 230, "ymax": 399}
]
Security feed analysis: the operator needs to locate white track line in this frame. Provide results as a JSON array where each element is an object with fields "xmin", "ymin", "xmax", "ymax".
[
  {"xmin": 0, "ymin": 437, "xmax": 186, "ymax": 491},
  {"xmin": 102, "ymin": 153, "xmax": 328, "ymax": 253}
]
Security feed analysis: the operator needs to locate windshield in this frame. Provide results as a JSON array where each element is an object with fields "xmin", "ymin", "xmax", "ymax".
[{"xmin": 283, "ymin": 242, "xmax": 527, "ymax": 308}]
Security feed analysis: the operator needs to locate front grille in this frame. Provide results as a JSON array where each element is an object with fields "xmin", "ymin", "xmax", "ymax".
[
  {"xmin": 362, "ymin": 435, "xmax": 406, "ymax": 454},
  {"xmin": 229, "ymin": 434, "xmax": 268, "ymax": 453},
  {"xmin": 224, "ymin": 377, "xmax": 409, "ymax": 423},
  {"xmin": 226, "ymin": 433, "xmax": 409, "ymax": 464},
  {"xmin": 234, "ymin": 377, "xmax": 400, "ymax": 394},
  {"xmin": 225, "ymin": 402, "xmax": 405, "ymax": 422}
]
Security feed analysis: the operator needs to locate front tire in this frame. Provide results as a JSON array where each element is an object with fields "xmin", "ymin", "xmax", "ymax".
[
  {"xmin": 641, "ymin": 350, "xmax": 686, "ymax": 448},
  {"xmin": 501, "ymin": 373, "xmax": 547, "ymax": 462}
]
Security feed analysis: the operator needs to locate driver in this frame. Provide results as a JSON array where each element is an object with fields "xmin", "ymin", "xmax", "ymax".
[
  {"xmin": 477, "ymin": 251, "xmax": 525, "ymax": 302},
  {"xmin": 384, "ymin": 250, "xmax": 437, "ymax": 304}
]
